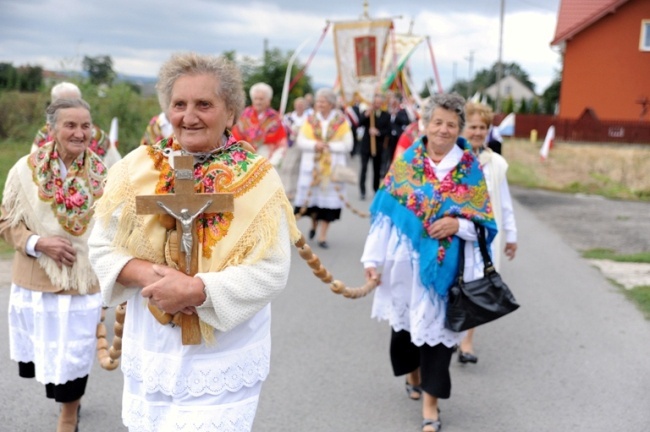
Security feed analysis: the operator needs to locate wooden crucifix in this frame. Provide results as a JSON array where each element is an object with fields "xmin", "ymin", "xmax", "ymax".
[{"xmin": 135, "ymin": 154, "xmax": 234, "ymax": 345}]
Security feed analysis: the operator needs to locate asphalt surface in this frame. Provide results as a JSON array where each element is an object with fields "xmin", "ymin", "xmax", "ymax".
[{"xmin": 1, "ymin": 181, "xmax": 649, "ymax": 431}]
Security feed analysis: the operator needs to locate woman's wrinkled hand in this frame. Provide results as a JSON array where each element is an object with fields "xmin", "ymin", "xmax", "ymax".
[
  {"xmin": 35, "ymin": 236, "xmax": 77, "ymax": 268},
  {"xmin": 426, "ymin": 216, "xmax": 459, "ymax": 240},
  {"xmin": 141, "ymin": 264, "xmax": 205, "ymax": 315},
  {"xmin": 505, "ymin": 242, "xmax": 517, "ymax": 260}
]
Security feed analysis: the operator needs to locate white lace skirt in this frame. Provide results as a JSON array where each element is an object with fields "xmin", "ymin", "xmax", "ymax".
[
  {"xmin": 8, "ymin": 284, "xmax": 103, "ymax": 385},
  {"xmin": 120, "ymin": 294, "xmax": 272, "ymax": 432},
  {"xmin": 362, "ymin": 217, "xmax": 466, "ymax": 348}
]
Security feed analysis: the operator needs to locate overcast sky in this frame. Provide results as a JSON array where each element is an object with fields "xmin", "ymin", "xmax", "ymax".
[{"xmin": 0, "ymin": 0, "xmax": 562, "ymax": 95}]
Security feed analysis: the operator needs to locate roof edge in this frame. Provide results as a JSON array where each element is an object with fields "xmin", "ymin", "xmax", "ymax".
[{"xmin": 551, "ymin": 0, "xmax": 631, "ymax": 46}]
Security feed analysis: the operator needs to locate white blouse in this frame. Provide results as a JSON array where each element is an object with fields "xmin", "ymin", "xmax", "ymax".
[{"xmin": 360, "ymin": 145, "xmax": 488, "ymax": 347}]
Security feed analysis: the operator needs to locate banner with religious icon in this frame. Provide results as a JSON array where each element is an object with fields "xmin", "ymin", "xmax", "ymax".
[{"xmin": 332, "ymin": 18, "xmax": 393, "ymax": 105}]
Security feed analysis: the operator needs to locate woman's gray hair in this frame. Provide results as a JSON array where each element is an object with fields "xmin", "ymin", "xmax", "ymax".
[
  {"xmin": 249, "ymin": 82, "xmax": 273, "ymax": 101},
  {"xmin": 156, "ymin": 52, "xmax": 245, "ymax": 121},
  {"xmin": 46, "ymin": 98, "xmax": 91, "ymax": 127},
  {"xmin": 315, "ymin": 87, "xmax": 337, "ymax": 107},
  {"xmin": 51, "ymin": 82, "xmax": 82, "ymax": 101},
  {"xmin": 421, "ymin": 93, "xmax": 466, "ymax": 131}
]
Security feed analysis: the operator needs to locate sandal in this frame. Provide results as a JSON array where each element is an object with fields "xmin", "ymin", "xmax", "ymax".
[
  {"xmin": 405, "ymin": 380, "xmax": 422, "ymax": 400},
  {"xmin": 422, "ymin": 418, "xmax": 442, "ymax": 432}
]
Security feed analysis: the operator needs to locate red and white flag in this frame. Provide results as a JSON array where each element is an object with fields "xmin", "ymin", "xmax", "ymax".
[{"xmin": 540, "ymin": 125, "xmax": 555, "ymax": 161}]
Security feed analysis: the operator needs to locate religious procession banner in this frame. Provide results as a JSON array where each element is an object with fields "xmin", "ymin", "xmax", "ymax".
[
  {"xmin": 380, "ymin": 33, "xmax": 424, "ymax": 94},
  {"xmin": 332, "ymin": 18, "xmax": 393, "ymax": 105}
]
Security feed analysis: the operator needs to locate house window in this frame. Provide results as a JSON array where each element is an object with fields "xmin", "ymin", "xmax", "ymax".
[{"xmin": 641, "ymin": 20, "xmax": 650, "ymax": 51}]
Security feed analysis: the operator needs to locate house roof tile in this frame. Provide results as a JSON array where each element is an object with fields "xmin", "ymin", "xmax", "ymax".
[{"xmin": 551, "ymin": 0, "xmax": 631, "ymax": 45}]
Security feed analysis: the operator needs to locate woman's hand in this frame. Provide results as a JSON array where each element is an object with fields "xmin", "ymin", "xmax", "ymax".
[
  {"xmin": 315, "ymin": 140, "xmax": 328, "ymax": 152},
  {"xmin": 141, "ymin": 264, "xmax": 206, "ymax": 315},
  {"xmin": 505, "ymin": 242, "xmax": 517, "ymax": 260},
  {"xmin": 35, "ymin": 236, "xmax": 76, "ymax": 268},
  {"xmin": 427, "ymin": 216, "xmax": 459, "ymax": 239},
  {"xmin": 364, "ymin": 267, "xmax": 381, "ymax": 285}
]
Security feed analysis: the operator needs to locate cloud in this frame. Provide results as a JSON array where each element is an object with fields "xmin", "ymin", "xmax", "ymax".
[{"xmin": 0, "ymin": 0, "xmax": 561, "ymax": 93}]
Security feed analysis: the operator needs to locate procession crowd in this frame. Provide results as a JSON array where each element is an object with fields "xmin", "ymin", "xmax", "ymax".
[{"xmin": 0, "ymin": 52, "xmax": 517, "ymax": 432}]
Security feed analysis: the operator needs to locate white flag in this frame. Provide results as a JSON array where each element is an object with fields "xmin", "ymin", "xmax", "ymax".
[
  {"xmin": 497, "ymin": 113, "xmax": 515, "ymax": 136},
  {"xmin": 104, "ymin": 117, "xmax": 122, "ymax": 168},
  {"xmin": 540, "ymin": 125, "xmax": 555, "ymax": 161}
]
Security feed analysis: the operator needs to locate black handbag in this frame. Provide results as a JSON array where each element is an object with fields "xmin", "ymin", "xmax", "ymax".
[{"xmin": 444, "ymin": 223, "xmax": 520, "ymax": 332}]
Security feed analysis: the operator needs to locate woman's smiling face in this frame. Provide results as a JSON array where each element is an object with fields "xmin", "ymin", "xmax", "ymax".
[{"xmin": 168, "ymin": 73, "xmax": 234, "ymax": 153}]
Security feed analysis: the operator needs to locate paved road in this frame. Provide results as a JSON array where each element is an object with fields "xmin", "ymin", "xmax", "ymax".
[{"xmin": 1, "ymin": 183, "xmax": 649, "ymax": 431}]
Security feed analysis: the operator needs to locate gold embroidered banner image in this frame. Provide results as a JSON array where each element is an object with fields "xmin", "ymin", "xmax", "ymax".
[{"xmin": 332, "ymin": 18, "xmax": 393, "ymax": 105}]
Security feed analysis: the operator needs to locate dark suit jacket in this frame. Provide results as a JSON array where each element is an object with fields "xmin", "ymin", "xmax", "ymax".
[{"xmin": 359, "ymin": 109, "xmax": 391, "ymax": 156}]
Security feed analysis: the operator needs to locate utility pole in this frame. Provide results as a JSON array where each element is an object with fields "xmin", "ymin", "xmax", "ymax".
[
  {"xmin": 495, "ymin": 0, "xmax": 505, "ymax": 113},
  {"xmin": 453, "ymin": 62, "xmax": 457, "ymax": 84},
  {"xmin": 465, "ymin": 50, "xmax": 474, "ymax": 98}
]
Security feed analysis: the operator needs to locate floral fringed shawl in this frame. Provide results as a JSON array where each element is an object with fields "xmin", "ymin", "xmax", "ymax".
[
  {"xmin": 370, "ymin": 136, "xmax": 497, "ymax": 298},
  {"xmin": 1, "ymin": 141, "xmax": 106, "ymax": 292},
  {"xmin": 94, "ymin": 131, "xmax": 301, "ymax": 342}
]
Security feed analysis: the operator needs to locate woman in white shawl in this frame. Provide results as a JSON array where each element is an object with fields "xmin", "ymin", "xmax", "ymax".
[
  {"xmin": 1, "ymin": 98, "xmax": 106, "ymax": 432},
  {"xmin": 457, "ymin": 101, "xmax": 518, "ymax": 364}
]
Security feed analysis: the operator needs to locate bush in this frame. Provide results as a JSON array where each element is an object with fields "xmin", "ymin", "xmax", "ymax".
[{"xmin": 0, "ymin": 84, "xmax": 159, "ymax": 157}]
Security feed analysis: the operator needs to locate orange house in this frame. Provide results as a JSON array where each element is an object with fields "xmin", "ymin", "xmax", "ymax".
[{"xmin": 551, "ymin": 0, "xmax": 650, "ymax": 121}]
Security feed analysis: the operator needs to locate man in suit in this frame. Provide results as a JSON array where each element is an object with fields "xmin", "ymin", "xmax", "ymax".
[
  {"xmin": 384, "ymin": 92, "xmax": 413, "ymax": 176},
  {"xmin": 358, "ymin": 92, "xmax": 391, "ymax": 200}
]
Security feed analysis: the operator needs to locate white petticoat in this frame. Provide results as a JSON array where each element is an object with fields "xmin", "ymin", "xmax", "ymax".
[
  {"xmin": 120, "ymin": 294, "xmax": 272, "ymax": 432},
  {"xmin": 8, "ymin": 284, "xmax": 102, "ymax": 385},
  {"xmin": 360, "ymin": 215, "xmax": 490, "ymax": 348}
]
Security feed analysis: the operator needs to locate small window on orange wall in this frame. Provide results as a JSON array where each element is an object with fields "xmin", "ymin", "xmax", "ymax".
[{"xmin": 641, "ymin": 20, "xmax": 650, "ymax": 52}]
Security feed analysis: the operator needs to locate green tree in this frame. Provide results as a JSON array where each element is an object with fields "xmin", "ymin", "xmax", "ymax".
[
  {"xmin": 19, "ymin": 65, "xmax": 43, "ymax": 92},
  {"xmin": 239, "ymin": 47, "xmax": 312, "ymax": 112},
  {"xmin": 530, "ymin": 97, "xmax": 541, "ymax": 114},
  {"xmin": 517, "ymin": 98, "xmax": 528, "ymax": 114},
  {"xmin": 82, "ymin": 55, "xmax": 116, "ymax": 86},
  {"xmin": 0, "ymin": 63, "xmax": 18, "ymax": 90},
  {"xmin": 448, "ymin": 80, "xmax": 474, "ymax": 99},
  {"xmin": 419, "ymin": 78, "xmax": 436, "ymax": 99},
  {"xmin": 541, "ymin": 76, "xmax": 561, "ymax": 115},
  {"xmin": 502, "ymin": 96, "xmax": 515, "ymax": 114}
]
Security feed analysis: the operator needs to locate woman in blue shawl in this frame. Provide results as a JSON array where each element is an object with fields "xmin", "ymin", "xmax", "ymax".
[{"xmin": 360, "ymin": 93, "xmax": 497, "ymax": 432}]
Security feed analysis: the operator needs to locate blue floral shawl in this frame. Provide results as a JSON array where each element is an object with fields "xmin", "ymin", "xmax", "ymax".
[{"xmin": 369, "ymin": 136, "xmax": 497, "ymax": 298}]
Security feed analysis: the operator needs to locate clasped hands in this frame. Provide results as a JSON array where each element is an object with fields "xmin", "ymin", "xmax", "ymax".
[
  {"xmin": 141, "ymin": 264, "xmax": 207, "ymax": 316},
  {"xmin": 314, "ymin": 140, "xmax": 329, "ymax": 152},
  {"xmin": 364, "ymin": 217, "xmax": 459, "ymax": 285},
  {"xmin": 426, "ymin": 216, "xmax": 460, "ymax": 239},
  {"xmin": 36, "ymin": 235, "xmax": 76, "ymax": 268}
]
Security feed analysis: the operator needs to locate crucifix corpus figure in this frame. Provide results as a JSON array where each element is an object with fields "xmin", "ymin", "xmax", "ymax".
[{"xmin": 135, "ymin": 155, "xmax": 234, "ymax": 345}]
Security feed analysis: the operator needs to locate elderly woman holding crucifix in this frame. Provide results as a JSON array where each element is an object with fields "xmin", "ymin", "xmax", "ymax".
[{"xmin": 88, "ymin": 52, "xmax": 300, "ymax": 432}]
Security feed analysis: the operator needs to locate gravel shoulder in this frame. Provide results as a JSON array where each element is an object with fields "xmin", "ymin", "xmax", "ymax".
[{"xmin": 510, "ymin": 186, "xmax": 650, "ymax": 288}]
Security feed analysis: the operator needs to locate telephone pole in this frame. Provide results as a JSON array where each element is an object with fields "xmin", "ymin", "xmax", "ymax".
[
  {"xmin": 465, "ymin": 50, "xmax": 474, "ymax": 98},
  {"xmin": 495, "ymin": 0, "xmax": 505, "ymax": 113}
]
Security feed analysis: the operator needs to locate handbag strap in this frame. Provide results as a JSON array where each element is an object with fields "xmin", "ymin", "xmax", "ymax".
[
  {"xmin": 454, "ymin": 222, "xmax": 495, "ymax": 283},
  {"xmin": 473, "ymin": 222, "xmax": 496, "ymax": 273}
]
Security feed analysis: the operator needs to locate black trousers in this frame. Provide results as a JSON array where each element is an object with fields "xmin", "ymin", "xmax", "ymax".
[
  {"xmin": 390, "ymin": 329, "xmax": 455, "ymax": 399},
  {"xmin": 19, "ymin": 361, "xmax": 88, "ymax": 403},
  {"xmin": 359, "ymin": 149, "xmax": 384, "ymax": 196}
]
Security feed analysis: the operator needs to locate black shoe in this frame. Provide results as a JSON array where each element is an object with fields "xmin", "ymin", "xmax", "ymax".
[
  {"xmin": 308, "ymin": 229, "xmax": 316, "ymax": 240},
  {"xmin": 318, "ymin": 241, "xmax": 329, "ymax": 249},
  {"xmin": 458, "ymin": 351, "xmax": 478, "ymax": 364}
]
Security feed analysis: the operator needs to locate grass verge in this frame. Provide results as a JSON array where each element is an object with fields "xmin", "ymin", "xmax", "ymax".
[
  {"xmin": 622, "ymin": 286, "xmax": 650, "ymax": 320},
  {"xmin": 582, "ymin": 248, "xmax": 650, "ymax": 263}
]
